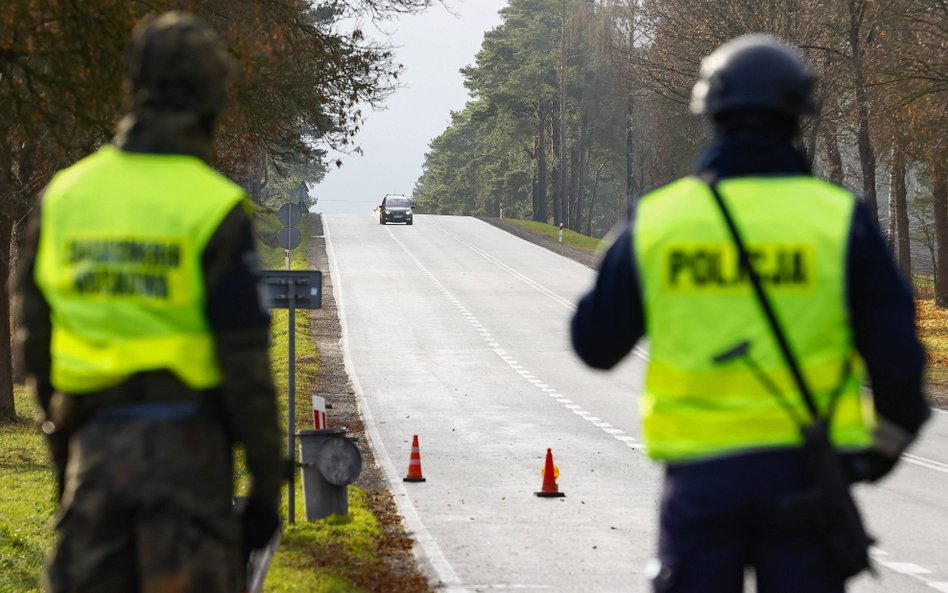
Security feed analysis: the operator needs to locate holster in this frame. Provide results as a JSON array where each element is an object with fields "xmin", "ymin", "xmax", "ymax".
[{"xmin": 778, "ymin": 420, "xmax": 874, "ymax": 579}]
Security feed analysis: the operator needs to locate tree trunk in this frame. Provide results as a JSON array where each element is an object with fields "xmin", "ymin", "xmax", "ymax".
[
  {"xmin": 10, "ymin": 221, "xmax": 24, "ymax": 385},
  {"xmin": 573, "ymin": 144, "xmax": 589, "ymax": 233},
  {"xmin": 534, "ymin": 111, "xmax": 549, "ymax": 223},
  {"xmin": 567, "ymin": 144, "xmax": 579, "ymax": 229},
  {"xmin": 0, "ymin": 214, "xmax": 16, "ymax": 419},
  {"xmin": 571, "ymin": 112, "xmax": 591, "ymax": 232},
  {"xmin": 934, "ymin": 165, "xmax": 948, "ymax": 307},
  {"xmin": 886, "ymin": 163, "xmax": 897, "ymax": 253},
  {"xmin": 847, "ymin": 0, "xmax": 879, "ymax": 224},
  {"xmin": 892, "ymin": 148, "xmax": 912, "ymax": 284},
  {"xmin": 552, "ymin": 120, "xmax": 563, "ymax": 226},
  {"xmin": 586, "ymin": 160, "xmax": 606, "ymax": 236},
  {"xmin": 557, "ymin": 8, "xmax": 568, "ymax": 228},
  {"xmin": 625, "ymin": 94, "xmax": 636, "ymax": 198},
  {"xmin": 825, "ymin": 125, "xmax": 845, "ymax": 185}
]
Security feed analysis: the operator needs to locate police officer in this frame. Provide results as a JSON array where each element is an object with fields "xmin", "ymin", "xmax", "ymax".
[
  {"xmin": 15, "ymin": 12, "xmax": 283, "ymax": 593},
  {"xmin": 571, "ymin": 34, "xmax": 930, "ymax": 592}
]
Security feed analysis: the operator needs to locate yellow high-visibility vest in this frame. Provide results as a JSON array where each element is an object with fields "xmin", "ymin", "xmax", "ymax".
[
  {"xmin": 633, "ymin": 175, "xmax": 873, "ymax": 461},
  {"xmin": 35, "ymin": 146, "xmax": 246, "ymax": 393}
]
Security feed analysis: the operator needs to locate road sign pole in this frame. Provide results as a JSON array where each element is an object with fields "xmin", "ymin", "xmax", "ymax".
[
  {"xmin": 258, "ymin": 269, "xmax": 321, "ymax": 526},
  {"xmin": 287, "ymin": 286, "xmax": 297, "ymax": 524}
]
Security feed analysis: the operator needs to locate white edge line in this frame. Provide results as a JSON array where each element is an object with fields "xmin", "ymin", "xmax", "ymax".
[{"xmin": 324, "ymin": 216, "xmax": 467, "ymax": 592}]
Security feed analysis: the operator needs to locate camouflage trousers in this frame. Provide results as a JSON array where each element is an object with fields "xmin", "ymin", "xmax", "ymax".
[{"xmin": 45, "ymin": 414, "xmax": 243, "ymax": 593}]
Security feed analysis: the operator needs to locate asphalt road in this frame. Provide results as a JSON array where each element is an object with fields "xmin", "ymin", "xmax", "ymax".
[{"xmin": 324, "ymin": 213, "xmax": 948, "ymax": 593}]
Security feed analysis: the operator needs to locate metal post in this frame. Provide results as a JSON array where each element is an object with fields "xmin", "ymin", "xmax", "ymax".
[{"xmin": 286, "ymin": 284, "xmax": 296, "ymax": 524}]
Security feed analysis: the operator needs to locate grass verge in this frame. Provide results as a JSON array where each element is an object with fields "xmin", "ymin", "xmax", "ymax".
[
  {"xmin": 0, "ymin": 390, "xmax": 55, "ymax": 593},
  {"xmin": 500, "ymin": 218, "xmax": 602, "ymax": 254},
  {"xmin": 257, "ymin": 212, "xmax": 401, "ymax": 592},
  {"xmin": 916, "ymin": 299, "xmax": 948, "ymax": 407}
]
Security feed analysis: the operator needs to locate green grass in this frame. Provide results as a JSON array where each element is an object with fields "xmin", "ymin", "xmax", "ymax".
[
  {"xmin": 500, "ymin": 218, "xmax": 603, "ymax": 255},
  {"xmin": 0, "ymin": 212, "xmax": 388, "ymax": 593},
  {"xmin": 0, "ymin": 389, "xmax": 55, "ymax": 593},
  {"xmin": 265, "ymin": 490, "xmax": 381, "ymax": 593}
]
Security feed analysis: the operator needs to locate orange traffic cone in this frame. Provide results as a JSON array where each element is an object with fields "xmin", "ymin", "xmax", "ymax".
[
  {"xmin": 403, "ymin": 434, "xmax": 426, "ymax": 482},
  {"xmin": 535, "ymin": 448, "xmax": 565, "ymax": 497}
]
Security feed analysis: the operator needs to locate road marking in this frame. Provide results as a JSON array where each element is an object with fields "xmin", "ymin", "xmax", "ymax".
[
  {"xmin": 904, "ymin": 453, "xmax": 948, "ymax": 474},
  {"xmin": 870, "ymin": 547, "xmax": 946, "ymax": 591},
  {"xmin": 325, "ymin": 218, "xmax": 469, "ymax": 593},
  {"xmin": 386, "ymin": 226, "xmax": 645, "ymax": 455},
  {"xmin": 431, "ymin": 220, "xmax": 650, "ymax": 362},
  {"xmin": 464, "ymin": 586, "xmax": 554, "ymax": 590},
  {"xmin": 434, "ymin": 221, "xmax": 948, "ymax": 482}
]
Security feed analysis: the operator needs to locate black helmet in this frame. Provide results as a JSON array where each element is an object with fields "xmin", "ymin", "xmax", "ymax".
[
  {"xmin": 690, "ymin": 34, "xmax": 815, "ymax": 118},
  {"xmin": 126, "ymin": 12, "xmax": 235, "ymax": 116}
]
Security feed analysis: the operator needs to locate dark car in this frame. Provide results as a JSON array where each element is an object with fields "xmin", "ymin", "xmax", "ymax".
[{"xmin": 379, "ymin": 195, "xmax": 413, "ymax": 225}]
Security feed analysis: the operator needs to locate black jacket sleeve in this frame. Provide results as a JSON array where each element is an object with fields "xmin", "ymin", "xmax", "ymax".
[
  {"xmin": 846, "ymin": 202, "xmax": 930, "ymax": 436},
  {"xmin": 203, "ymin": 204, "xmax": 284, "ymax": 504},
  {"xmin": 571, "ymin": 225, "xmax": 645, "ymax": 369}
]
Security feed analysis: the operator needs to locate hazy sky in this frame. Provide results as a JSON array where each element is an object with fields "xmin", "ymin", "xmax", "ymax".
[{"xmin": 311, "ymin": 1, "xmax": 508, "ymax": 214}]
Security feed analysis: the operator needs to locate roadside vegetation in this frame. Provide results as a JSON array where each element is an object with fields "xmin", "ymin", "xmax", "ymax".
[
  {"xmin": 0, "ymin": 211, "xmax": 414, "ymax": 593},
  {"xmin": 0, "ymin": 390, "xmax": 54, "ymax": 593},
  {"xmin": 500, "ymin": 218, "xmax": 602, "ymax": 255},
  {"xmin": 413, "ymin": 0, "xmax": 947, "ymax": 308},
  {"xmin": 256, "ymin": 212, "xmax": 418, "ymax": 592}
]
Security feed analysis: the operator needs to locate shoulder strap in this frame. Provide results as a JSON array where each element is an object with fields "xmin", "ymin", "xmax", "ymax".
[{"xmin": 704, "ymin": 177, "xmax": 820, "ymax": 421}]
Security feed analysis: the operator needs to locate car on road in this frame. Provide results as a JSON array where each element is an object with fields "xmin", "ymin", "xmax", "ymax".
[{"xmin": 379, "ymin": 194, "xmax": 413, "ymax": 225}]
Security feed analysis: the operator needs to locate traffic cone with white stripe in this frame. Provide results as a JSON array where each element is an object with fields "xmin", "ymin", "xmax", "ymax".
[
  {"xmin": 403, "ymin": 434, "xmax": 426, "ymax": 482},
  {"xmin": 535, "ymin": 448, "xmax": 565, "ymax": 497}
]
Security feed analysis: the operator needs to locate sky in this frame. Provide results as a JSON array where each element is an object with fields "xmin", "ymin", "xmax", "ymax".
[{"xmin": 310, "ymin": 1, "xmax": 508, "ymax": 214}]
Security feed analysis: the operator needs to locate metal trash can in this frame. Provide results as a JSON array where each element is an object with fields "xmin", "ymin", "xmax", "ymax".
[{"xmin": 297, "ymin": 428, "xmax": 363, "ymax": 520}]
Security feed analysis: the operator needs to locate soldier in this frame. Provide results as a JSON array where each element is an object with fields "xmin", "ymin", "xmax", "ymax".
[
  {"xmin": 571, "ymin": 35, "xmax": 930, "ymax": 592},
  {"xmin": 15, "ymin": 12, "xmax": 283, "ymax": 593}
]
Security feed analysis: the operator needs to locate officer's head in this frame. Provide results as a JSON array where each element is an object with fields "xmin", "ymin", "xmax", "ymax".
[
  {"xmin": 124, "ymin": 12, "xmax": 235, "ymax": 124},
  {"xmin": 690, "ymin": 34, "xmax": 815, "ymax": 137}
]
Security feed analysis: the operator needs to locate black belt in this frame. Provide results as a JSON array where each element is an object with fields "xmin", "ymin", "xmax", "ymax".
[{"xmin": 92, "ymin": 402, "xmax": 201, "ymax": 422}]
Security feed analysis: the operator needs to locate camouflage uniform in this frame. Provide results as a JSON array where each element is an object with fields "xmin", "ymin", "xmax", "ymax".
[{"xmin": 15, "ymin": 13, "xmax": 283, "ymax": 593}]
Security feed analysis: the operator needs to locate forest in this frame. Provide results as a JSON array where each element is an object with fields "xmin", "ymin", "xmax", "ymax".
[
  {"xmin": 0, "ymin": 0, "xmax": 437, "ymax": 417},
  {"xmin": 412, "ymin": 0, "xmax": 946, "ymax": 301}
]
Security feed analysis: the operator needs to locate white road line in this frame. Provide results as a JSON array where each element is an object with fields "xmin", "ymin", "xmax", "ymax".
[
  {"xmin": 325, "ymin": 218, "xmax": 469, "ymax": 593},
  {"xmin": 431, "ymin": 220, "xmax": 651, "ymax": 362},
  {"xmin": 386, "ymin": 227, "xmax": 644, "ymax": 454},
  {"xmin": 436, "ymin": 220, "xmax": 948, "ymax": 483},
  {"xmin": 903, "ymin": 453, "xmax": 948, "ymax": 474},
  {"xmin": 870, "ymin": 547, "xmax": 946, "ymax": 591}
]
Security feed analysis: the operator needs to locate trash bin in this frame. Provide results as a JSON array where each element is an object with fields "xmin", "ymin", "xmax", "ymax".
[{"xmin": 297, "ymin": 428, "xmax": 363, "ymax": 520}]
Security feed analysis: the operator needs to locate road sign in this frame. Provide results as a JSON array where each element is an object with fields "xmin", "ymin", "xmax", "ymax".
[
  {"xmin": 294, "ymin": 182, "xmax": 310, "ymax": 209},
  {"xmin": 259, "ymin": 270, "xmax": 321, "ymax": 310},
  {"xmin": 259, "ymin": 269, "xmax": 322, "ymax": 525},
  {"xmin": 278, "ymin": 227, "xmax": 301, "ymax": 250},
  {"xmin": 278, "ymin": 202, "xmax": 302, "ymax": 226}
]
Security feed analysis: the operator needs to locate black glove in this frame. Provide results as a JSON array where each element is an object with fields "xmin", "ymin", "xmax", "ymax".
[
  {"xmin": 841, "ymin": 450, "xmax": 899, "ymax": 483},
  {"xmin": 239, "ymin": 497, "xmax": 280, "ymax": 553}
]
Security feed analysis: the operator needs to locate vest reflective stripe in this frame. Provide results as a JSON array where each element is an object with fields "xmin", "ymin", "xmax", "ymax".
[
  {"xmin": 35, "ymin": 146, "xmax": 244, "ymax": 393},
  {"xmin": 633, "ymin": 175, "xmax": 873, "ymax": 461}
]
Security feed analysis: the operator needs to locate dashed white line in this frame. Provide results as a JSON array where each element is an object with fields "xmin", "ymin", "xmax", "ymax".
[
  {"xmin": 431, "ymin": 220, "xmax": 651, "ymax": 363},
  {"xmin": 386, "ymin": 226, "xmax": 645, "ymax": 454}
]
